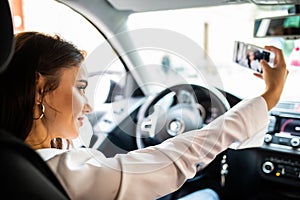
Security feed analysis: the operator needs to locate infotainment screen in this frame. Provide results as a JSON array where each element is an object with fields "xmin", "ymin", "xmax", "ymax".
[{"xmin": 279, "ymin": 117, "xmax": 300, "ymax": 136}]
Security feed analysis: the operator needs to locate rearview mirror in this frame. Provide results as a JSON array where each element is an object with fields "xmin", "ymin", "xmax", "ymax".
[{"xmin": 254, "ymin": 14, "xmax": 300, "ymax": 39}]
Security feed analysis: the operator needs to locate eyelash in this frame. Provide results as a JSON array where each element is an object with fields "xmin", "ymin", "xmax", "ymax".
[{"xmin": 77, "ymin": 85, "xmax": 86, "ymax": 94}]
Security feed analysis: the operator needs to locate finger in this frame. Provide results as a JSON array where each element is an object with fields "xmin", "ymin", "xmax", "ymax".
[
  {"xmin": 260, "ymin": 59, "xmax": 271, "ymax": 73},
  {"xmin": 264, "ymin": 46, "xmax": 285, "ymax": 68},
  {"xmin": 253, "ymin": 72, "xmax": 263, "ymax": 79}
]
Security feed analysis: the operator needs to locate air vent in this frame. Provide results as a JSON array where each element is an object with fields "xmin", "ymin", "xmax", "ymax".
[
  {"xmin": 273, "ymin": 102, "xmax": 300, "ymax": 116},
  {"xmin": 276, "ymin": 102, "xmax": 295, "ymax": 110}
]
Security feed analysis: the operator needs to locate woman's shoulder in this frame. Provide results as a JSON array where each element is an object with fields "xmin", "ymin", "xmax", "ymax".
[
  {"xmin": 36, "ymin": 147, "xmax": 108, "ymax": 163},
  {"xmin": 36, "ymin": 148, "xmax": 68, "ymax": 161}
]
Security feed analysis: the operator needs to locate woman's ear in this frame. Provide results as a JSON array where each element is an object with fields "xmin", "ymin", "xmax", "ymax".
[{"xmin": 35, "ymin": 72, "xmax": 45, "ymax": 102}]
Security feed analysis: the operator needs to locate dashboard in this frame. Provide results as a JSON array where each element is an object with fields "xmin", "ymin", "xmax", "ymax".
[
  {"xmin": 190, "ymin": 100, "xmax": 300, "ymax": 200},
  {"xmin": 259, "ymin": 101, "xmax": 300, "ymax": 191},
  {"xmin": 128, "ymin": 92, "xmax": 300, "ymax": 199},
  {"xmin": 266, "ymin": 101, "xmax": 300, "ymax": 149}
]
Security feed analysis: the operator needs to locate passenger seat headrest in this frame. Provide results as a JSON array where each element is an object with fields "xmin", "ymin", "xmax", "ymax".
[{"xmin": 0, "ymin": 0, "xmax": 14, "ymax": 73}]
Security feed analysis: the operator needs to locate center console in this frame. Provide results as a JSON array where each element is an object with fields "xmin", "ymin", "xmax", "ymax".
[{"xmin": 260, "ymin": 101, "xmax": 300, "ymax": 186}]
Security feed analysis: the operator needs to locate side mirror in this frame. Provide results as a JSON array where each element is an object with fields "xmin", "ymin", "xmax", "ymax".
[{"xmin": 254, "ymin": 14, "xmax": 300, "ymax": 39}]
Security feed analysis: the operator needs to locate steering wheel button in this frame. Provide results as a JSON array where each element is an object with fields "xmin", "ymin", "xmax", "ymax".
[{"xmin": 168, "ymin": 120, "xmax": 184, "ymax": 136}]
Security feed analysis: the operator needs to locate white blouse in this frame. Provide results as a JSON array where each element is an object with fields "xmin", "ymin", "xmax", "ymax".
[{"xmin": 37, "ymin": 96, "xmax": 268, "ymax": 200}]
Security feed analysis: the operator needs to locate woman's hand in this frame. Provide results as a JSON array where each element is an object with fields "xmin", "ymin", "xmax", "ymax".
[{"xmin": 255, "ymin": 46, "xmax": 288, "ymax": 111}]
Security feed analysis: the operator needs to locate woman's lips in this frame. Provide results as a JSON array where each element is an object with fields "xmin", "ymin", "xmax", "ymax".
[{"xmin": 78, "ymin": 116, "xmax": 84, "ymax": 127}]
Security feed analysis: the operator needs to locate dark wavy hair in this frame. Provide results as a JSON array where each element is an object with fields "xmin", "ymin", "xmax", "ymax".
[{"xmin": 0, "ymin": 31, "xmax": 84, "ymax": 141}]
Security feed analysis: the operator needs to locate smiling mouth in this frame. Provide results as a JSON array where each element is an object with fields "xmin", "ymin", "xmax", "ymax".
[{"xmin": 78, "ymin": 116, "xmax": 84, "ymax": 127}]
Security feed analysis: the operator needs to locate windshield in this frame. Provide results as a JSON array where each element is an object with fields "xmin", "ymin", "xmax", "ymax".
[
  {"xmin": 127, "ymin": 3, "xmax": 300, "ymax": 102},
  {"xmin": 14, "ymin": 1, "xmax": 300, "ymax": 104}
]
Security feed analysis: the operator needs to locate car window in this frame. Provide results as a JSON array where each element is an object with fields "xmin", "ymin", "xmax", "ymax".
[{"xmin": 16, "ymin": 0, "xmax": 127, "ymax": 110}]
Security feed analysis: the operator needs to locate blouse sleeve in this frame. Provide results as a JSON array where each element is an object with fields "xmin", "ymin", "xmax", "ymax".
[{"xmin": 45, "ymin": 96, "xmax": 268, "ymax": 200}]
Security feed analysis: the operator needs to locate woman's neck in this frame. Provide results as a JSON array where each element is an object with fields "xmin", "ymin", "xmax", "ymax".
[{"xmin": 25, "ymin": 121, "xmax": 52, "ymax": 150}]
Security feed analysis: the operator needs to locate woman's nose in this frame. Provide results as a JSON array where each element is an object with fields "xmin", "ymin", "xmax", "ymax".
[
  {"xmin": 84, "ymin": 102, "xmax": 92, "ymax": 114},
  {"xmin": 83, "ymin": 96, "xmax": 92, "ymax": 114}
]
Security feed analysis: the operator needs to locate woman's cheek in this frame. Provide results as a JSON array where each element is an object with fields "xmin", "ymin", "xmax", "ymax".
[{"xmin": 72, "ymin": 88, "xmax": 85, "ymax": 116}]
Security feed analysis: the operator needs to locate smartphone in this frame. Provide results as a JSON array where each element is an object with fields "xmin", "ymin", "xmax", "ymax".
[{"xmin": 233, "ymin": 41, "xmax": 275, "ymax": 73}]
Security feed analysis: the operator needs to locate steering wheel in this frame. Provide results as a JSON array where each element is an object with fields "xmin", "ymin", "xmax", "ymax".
[{"xmin": 136, "ymin": 84, "xmax": 230, "ymax": 149}]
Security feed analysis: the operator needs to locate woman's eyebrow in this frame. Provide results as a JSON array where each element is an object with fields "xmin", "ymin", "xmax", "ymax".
[{"xmin": 77, "ymin": 79, "xmax": 88, "ymax": 86}]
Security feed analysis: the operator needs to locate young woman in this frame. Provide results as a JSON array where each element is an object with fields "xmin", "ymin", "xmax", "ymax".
[{"xmin": 0, "ymin": 31, "xmax": 288, "ymax": 200}]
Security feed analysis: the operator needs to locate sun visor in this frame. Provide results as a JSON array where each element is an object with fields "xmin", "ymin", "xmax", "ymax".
[
  {"xmin": 251, "ymin": 0, "xmax": 300, "ymax": 5},
  {"xmin": 106, "ymin": 0, "xmax": 249, "ymax": 12}
]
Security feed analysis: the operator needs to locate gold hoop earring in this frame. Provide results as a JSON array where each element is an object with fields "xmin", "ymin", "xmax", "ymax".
[{"xmin": 33, "ymin": 103, "xmax": 45, "ymax": 120}]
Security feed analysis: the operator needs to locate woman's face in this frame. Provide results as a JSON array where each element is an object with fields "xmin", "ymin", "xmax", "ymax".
[{"xmin": 43, "ymin": 66, "xmax": 92, "ymax": 139}]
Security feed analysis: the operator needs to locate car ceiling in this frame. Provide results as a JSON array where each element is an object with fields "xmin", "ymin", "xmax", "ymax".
[{"xmin": 106, "ymin": 0, "xmax": 251, "ymax": 12}]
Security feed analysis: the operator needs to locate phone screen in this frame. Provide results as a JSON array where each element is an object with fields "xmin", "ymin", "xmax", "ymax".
[{"xmin": 233, "ymin": 41, "xmax": 275, "ymax": 73}]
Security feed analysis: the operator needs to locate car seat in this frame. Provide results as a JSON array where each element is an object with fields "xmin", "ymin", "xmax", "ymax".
[{"xmin": 0, "ymin": 1, "xmax": 70, "ymax": 199}]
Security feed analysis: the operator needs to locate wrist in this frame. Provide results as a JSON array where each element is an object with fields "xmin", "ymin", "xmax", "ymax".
[{"xmin": 261, "ymin": 89, "xmax": 281, "ymax": 111}]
